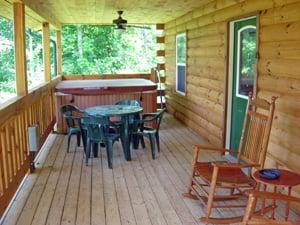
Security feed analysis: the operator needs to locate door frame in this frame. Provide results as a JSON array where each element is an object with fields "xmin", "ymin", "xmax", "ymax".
[{"xmin": 225, "ymin": 15, "xmax": 259, "ymax": 149}]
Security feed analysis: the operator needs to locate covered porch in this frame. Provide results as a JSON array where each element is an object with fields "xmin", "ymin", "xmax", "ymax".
[
  {"xmin": 1, "ymin": 0, "xmax": 300, "ymax": 224},
  {"xmin": 1, "ymin": 115, "xmax": 299, "ymax": 225},
  {"xmin": 2, "ymin": 115, "xmax": 211, "ymax": 225}
]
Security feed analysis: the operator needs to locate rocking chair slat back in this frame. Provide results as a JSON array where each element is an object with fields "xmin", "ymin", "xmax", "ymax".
[
  {"xmin": 185, "ymin": 93, "xmax": 277, "ymax": 224},
  {"xmin": 237, "ymin": 94, "xmax": 277, "ymax": 168},
  {"xmin": 248, "ymin": 98, "xmax": 271, "ymax": 110}
]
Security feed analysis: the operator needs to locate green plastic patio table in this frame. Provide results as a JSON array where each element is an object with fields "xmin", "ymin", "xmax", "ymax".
[{"xmin": 85, "ymin": 105, "xmax": 143, "ymax": 161}]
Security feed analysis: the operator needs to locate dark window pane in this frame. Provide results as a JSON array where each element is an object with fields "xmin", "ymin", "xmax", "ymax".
[
  {"xmin": 238, "ymin": 27, "xmax": 256, "ymax": 97},
  {"xmin": 177, "ymin": 65, "xmax": 185, "ymax": 93}
]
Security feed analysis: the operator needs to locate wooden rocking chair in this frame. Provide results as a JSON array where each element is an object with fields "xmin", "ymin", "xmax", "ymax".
[{"xmin": 184, "ymin": 93, "xmax": 277, "ymax": 224}]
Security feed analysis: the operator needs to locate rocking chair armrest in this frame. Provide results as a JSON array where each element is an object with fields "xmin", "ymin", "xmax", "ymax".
[
  {"xmin": 212, "ymin": 162, "xmax": 260, "ymax": 169},
  {"xmin": 193, "ymin": 144, "xmax": 235, "ymax": 154}
]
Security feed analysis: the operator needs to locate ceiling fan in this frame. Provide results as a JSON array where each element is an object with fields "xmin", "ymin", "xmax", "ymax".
[{"xmin": 112, "ymin": 11, "xmax": 151, "ymax": 32}]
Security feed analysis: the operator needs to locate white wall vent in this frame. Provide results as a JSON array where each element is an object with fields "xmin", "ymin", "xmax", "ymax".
[{"xmin": 28, "ymin": 125, "xmax": 39, "ymax": 152}]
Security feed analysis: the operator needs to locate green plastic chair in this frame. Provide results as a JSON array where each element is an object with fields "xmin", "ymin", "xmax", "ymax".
[
  {"xmin": 134, "ymin": 108, "xmax": 165, "ymax": 159},
  {"xmin": 60, "ymin": 104, "xmax": 84, "ymax": 152},
  {"xmin": 115, "ymin": 99, "xmax": 145, "ymax": 149},
  {"xmin": 82, "ymin": 115, "xmax": 120, "ymax": 169}
]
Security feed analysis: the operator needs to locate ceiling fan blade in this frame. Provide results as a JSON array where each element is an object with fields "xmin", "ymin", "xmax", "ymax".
[
  {"xmin": 111, "ymin": 11, "xmax": 151, "ymax": 31},
  {"xmin": 125, "ymin": 24, "xmax": 151, "ymax": 29},
  {"xmin": 113, "ymin": 18, "xmax": 127, "ymax": 25}
]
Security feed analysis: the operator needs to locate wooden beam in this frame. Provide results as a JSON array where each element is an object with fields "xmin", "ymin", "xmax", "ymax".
[
  {"xmin": 42, "ymin": 22, "xmax": 51, "ymax": 82},
  {"xmin": 156, "ymin": 36, "xmax": 165, "ymax": 44},
  {"xmin": 156, "ymin": 24, "xmax": 165, "ymax": 30},
  {"xmin": 157, "ymin": 63, "xmax": 165, "ymax": 70},
  {"xmin": 157, "ymin": 50, "xmax": 165, "ymax": 57},
  {"xmin": 21, "ymin": 0, "xmax": 61, "ymax": 30},
  {"xmin": 56, "ymin": 30, "xmax": 62, "ymax": 75},
  {"xmin": 13, "ymin": 2, "xmax": 28, "ymax": 96}
]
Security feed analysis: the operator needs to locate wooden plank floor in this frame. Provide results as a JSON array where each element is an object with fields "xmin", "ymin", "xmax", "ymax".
[{"xmin": 1, "ymin": 114, "xmax": 299, "ymax": 225}]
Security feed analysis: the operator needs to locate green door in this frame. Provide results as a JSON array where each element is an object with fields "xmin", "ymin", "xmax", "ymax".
[{"xmin": 230, "ymin": 17, "xmax": 257, "ymax": 150}]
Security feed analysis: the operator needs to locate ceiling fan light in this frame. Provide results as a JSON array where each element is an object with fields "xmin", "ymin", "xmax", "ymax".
[
  {"xmin": 115, "ymin": 25, "xmax": 126, "ymax": 33},
  {"xmin": 115, "ymin": 27, "xmax": 125, "ymax": 33}
]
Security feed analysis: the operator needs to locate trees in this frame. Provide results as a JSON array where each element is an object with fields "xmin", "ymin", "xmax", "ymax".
[
  {"xmin": 0, "ymin": 17, "xmax": 16, "ymax": 97},
  {"xmin": 0, "ymin": 17, "xmax": 45, "ymax": 99},
  {"xmin": 25, "ymin": 28, "xmax": 44, "ymax": 89},
  {"xmin": 1, "ymin": 21, "xmax": 157, "ymax": 104},
  {"xmin": 61, "ymin": 25, "xmax": 156, "ymax": 74}
]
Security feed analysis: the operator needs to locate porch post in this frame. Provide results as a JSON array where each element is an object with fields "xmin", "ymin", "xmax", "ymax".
[
  {"xmin": 42, "ymin": 22, "xmax": 51, "ymax": 81},
  {"xmin": 56, "ymin": 30, "xmax": 62, "ymax": 75},
  {"xmin": 13, "ymin": 2, "xmax": 28, "ymax": 96}
]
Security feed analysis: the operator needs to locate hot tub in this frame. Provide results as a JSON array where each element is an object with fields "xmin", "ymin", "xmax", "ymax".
[{"xmin": 55, "ymin": 78, "xmax": 157, "ymax": 133}]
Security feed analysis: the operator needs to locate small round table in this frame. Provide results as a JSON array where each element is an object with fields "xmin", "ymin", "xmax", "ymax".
[
  {"xmin": 85, "ymin": 105, "xmax": 143, "ymax": 161},
  {"xmin": 252, "ymin": 169, "xmax": 300, "ymax": 220}
]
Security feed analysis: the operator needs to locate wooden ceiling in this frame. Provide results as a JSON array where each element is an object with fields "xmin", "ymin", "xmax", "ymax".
[
  {"xmin": 40, "ymin": 0, "xmax": 213, "ymax": 24},
  {"xmin": 1, "ymin": 0, "xmax": 213, "ymax": 29}
]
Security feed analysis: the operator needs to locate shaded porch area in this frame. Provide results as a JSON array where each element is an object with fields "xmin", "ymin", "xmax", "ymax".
[{"xmin": 1, "ymin": 114, "xmax": 299, "ymax": 225}]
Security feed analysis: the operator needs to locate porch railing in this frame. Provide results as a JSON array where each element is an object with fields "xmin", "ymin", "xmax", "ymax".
[
  {"xmin": 0, "ymin": 73, "xmax": 156, "ymax": 218},
  {"xmin": 0, "ymin": 77, "xmax": 61, "ymax": 217}
]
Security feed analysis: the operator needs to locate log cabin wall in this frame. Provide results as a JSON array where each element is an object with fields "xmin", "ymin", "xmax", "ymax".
[{"xmin": 165, "ymin": 0, "xmax": 300, "ymax": 173}]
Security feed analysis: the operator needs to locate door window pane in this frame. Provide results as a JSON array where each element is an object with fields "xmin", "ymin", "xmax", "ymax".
[{"xmin": 237, "ymin": 26, "xmax": 256, "ymax": 97}]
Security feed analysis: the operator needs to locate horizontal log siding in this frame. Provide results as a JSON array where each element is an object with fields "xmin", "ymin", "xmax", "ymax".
[
  {"xmin": 258, "ymin": 1, "xmax": 300, "ymax": 178},
  {"xmin": 164, "ymin": 0, "xmax": 300, "ymax": 179}
]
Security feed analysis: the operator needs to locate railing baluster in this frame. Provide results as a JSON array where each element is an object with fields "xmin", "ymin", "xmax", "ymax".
[{"xmin": 0, "ymin": 77, "xmax": 61, "ymax": 217}]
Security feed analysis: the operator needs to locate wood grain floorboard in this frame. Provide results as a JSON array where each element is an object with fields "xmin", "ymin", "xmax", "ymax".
[{"xmin": 1, "ymin": 114, "xmax": 299, "ymax": 225}]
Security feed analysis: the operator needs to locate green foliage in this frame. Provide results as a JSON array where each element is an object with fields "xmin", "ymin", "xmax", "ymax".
[
  {"xmin": 62, "ymin": 25, "xmax": 156, "ymax": 74},
  {"xmin": 176, "ymin": 33, "xmax": 186, "ymax": 64},
  {"xmin": 0, "ymin": 21, "xmax": 157, "ymax": 104},
  {"xmin": 240, "ymin": 29, "xmax": 256, "ymax": 76},
  {"xmin": 26, "ymin": 28, "xmax": 44, "ymax": 89},
  {"xmin": 50, "ymin": 29, "xmax": 57, "ymax": 78},
  {"xmin": 0, "ymin": 17, "xmax": 16, "ymax": 94}
]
